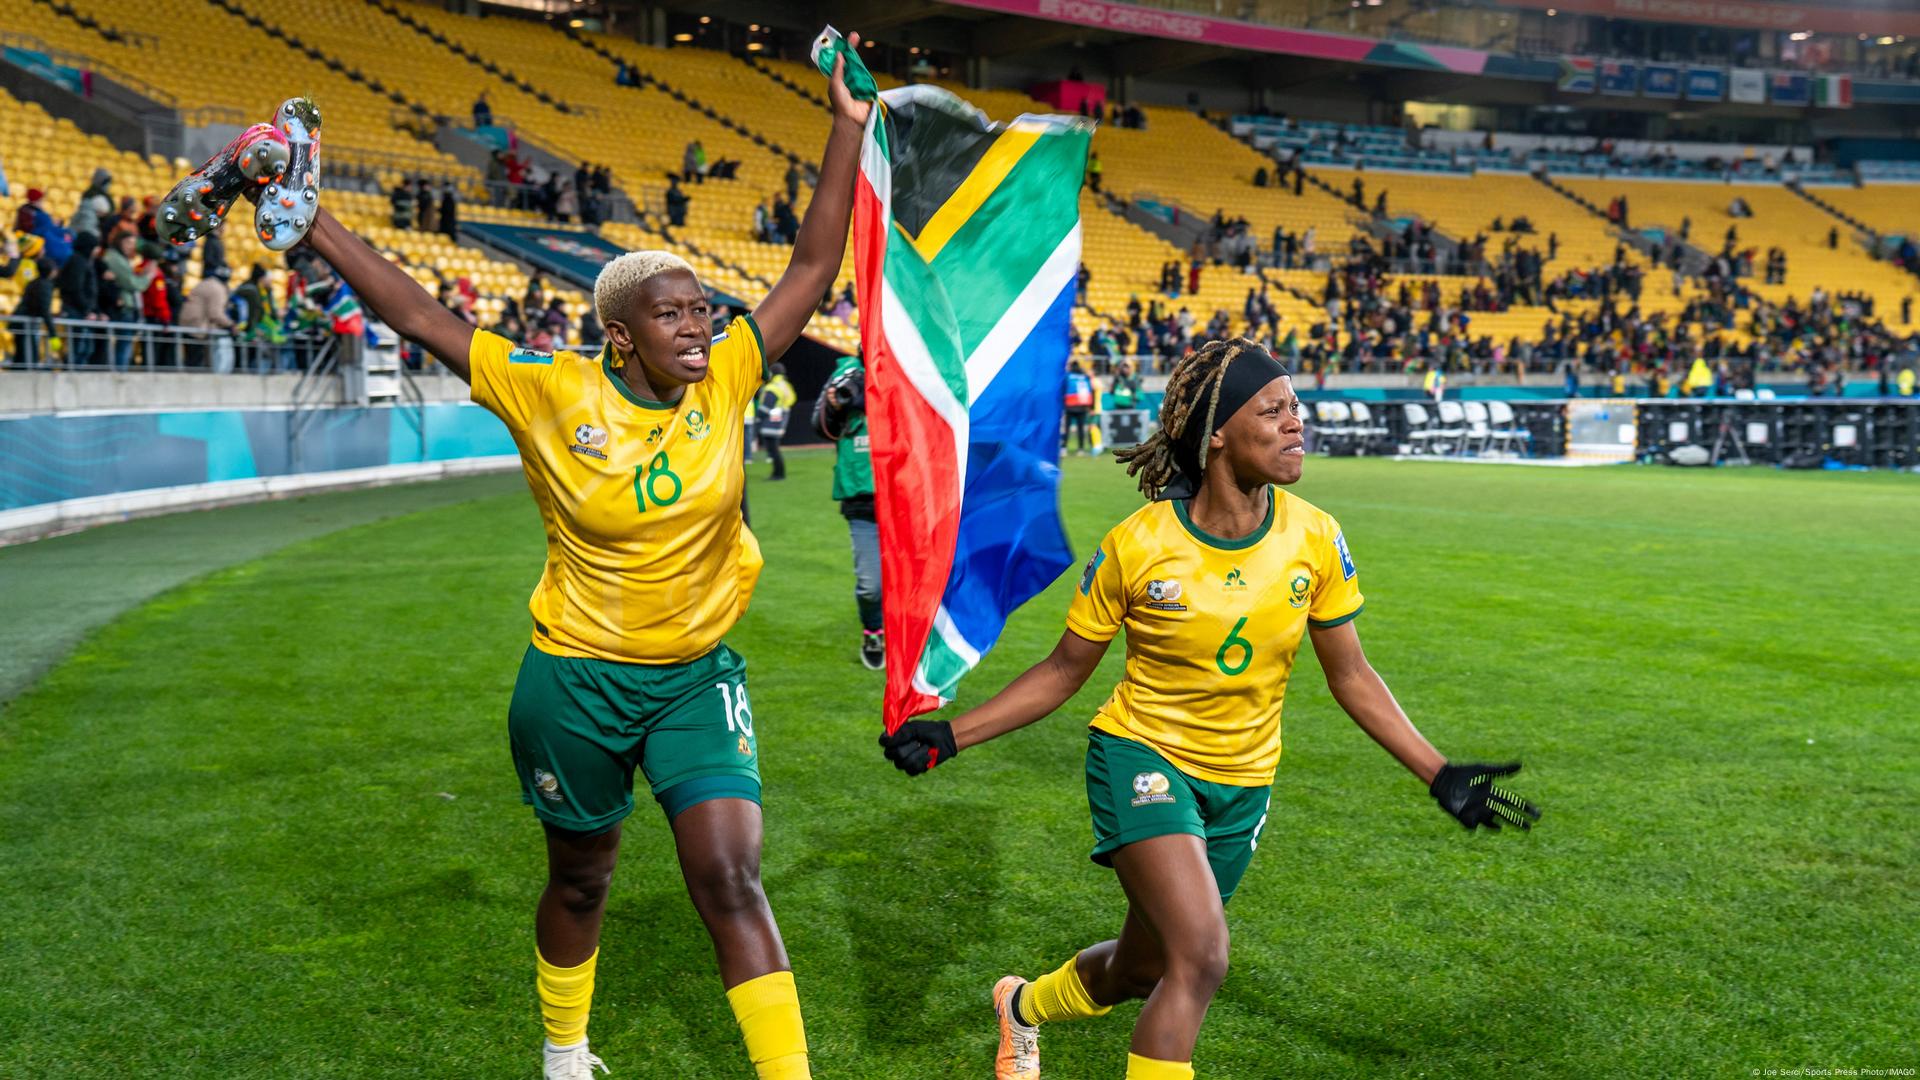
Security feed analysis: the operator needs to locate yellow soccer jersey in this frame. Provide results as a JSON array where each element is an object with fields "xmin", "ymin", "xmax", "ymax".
[
  {"xmin": 1066, "ymin": 488, "xmax": 1364, "ymax": 786},
  {"xmin": 469, "ymin": 316, "xmax": 767, "ymax": 665}
]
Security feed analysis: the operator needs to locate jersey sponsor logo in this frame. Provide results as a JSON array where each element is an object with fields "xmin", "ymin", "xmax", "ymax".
[
  {"xmin": 1131, "ymin": 771, "xmax": 1175, "ymax": 806},
  {"xmin": 1335, "ymin": 531, "xmax": 1356, "ymax": 580},
  {"xmin": 1288, "ymin": 570, "xmax": 1311, "ymax": 609},
  {"xmin": 570, "ymin": 423, "xmax": 610, "ymax": 460},
  {"xmin": 531, "ymin": 768, "xmax": 564, "ymax": 802},
  {"xmin": 685, "ymin": 409, "xmax": 711, "ymax": 441},
  {"xmin": 1223, "ymin": 568, "xmax": 1249, "ymax": 591},
  {"xmin": 1144, "ymin": 577, "xmax": 1187, "ymax": 612},
  {"xmin": 508, "ymin": 348, "xmax": 554, "ymax": 365},
  {"xmin": 1078, "ymin": 548, "xmax": 1106, "ymax": 595}
]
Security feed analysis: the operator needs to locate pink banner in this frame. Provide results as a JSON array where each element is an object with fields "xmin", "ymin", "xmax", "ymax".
[
  {"xmin": 938, "ymin": 0, "xmax": 1491, "ymax": 74},
  {"xmin": 1031, "ymin": 79, "xmax": 1107, "ymax": 114},
  {"xmin": 1498, "ymin": 0, "xmax": 1920, "ymax": 37}
]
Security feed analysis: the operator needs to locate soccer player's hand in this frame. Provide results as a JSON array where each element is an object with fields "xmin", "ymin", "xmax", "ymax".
[
  {"xmin": 879, "ymin": 720, "xmax": 957, "ymax": 776},
  {"xmin": 1429, "ymin": 761, "xmax": 1540, "ymax": 831},
  {"xmin": 827, "ymin": 31, "xmax": 874, "ymax": 126}
]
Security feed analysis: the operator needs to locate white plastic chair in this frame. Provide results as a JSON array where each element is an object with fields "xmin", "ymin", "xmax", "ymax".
[
  {"xmin": 1402, "ymin": 402, "xmax": 1445, "ymax": 454},
  {"xmin": 1312, "ymin": 401, "xmax": 1349, "ymax": 453},
  {"xmin": 1487, "ymin": 400, "xmax": 1533, "ymax": 456},
  {"xmin": 1348, "ymin": 401, "xmax": 1389, "ymax": 453},
  {"xmin": 1461, "ymin": 400, "xmax": 1494, "ymax": 455},
  {"xmin": 1434, "ymin": 400, "xmax": 1469, "ymax": 455}
]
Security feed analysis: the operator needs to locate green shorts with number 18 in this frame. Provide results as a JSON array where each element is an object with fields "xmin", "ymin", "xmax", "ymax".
[{"xmin": 507, "ymin": 642, "xmax": 762, "ymax": 835}]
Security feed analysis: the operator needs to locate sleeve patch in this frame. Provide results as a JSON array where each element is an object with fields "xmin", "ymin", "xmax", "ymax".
[
  {"xmin": 1334, "ymin": 531, "xmax": 1356, "ymax": 580},
  {"xmin": 508, "ymin": 349, "xmax": 554, "ymax": 365},
  {"xmin": 1078, "ymin": 548, "xmax": 1107, "ymax": 595}
]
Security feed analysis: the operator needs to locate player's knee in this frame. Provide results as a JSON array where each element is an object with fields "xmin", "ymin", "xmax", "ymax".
[
  {"xmin": 549, "ymin": 862, "xmax": 615, "ymax": 915},
  {"xmin": 1165, "ymin": 932, "xmax": 1230, "ymax": 995},
  {"xmin": 688, "ymin": 858, "xmax": 766, "ymax": 920}
]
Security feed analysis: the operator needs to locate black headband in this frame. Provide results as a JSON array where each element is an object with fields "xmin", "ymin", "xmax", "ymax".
[{"xmin": 1165, "ymin": 345, "xmax": 1291, "ymax": 499}]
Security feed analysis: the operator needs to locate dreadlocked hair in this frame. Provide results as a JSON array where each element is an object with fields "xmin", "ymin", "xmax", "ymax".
[{"xmin": 1113, "ymin": 337, "xmax": 1258, "ymax": 500}]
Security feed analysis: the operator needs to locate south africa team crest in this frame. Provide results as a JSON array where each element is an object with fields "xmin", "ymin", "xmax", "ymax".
[
  {"xmin": 685, "ymin": 409, "xmax": 711, "ymax": 441},
  {"xmin": 1288, "ymin": 570, "xmax": 1311, "ymax": 608}
]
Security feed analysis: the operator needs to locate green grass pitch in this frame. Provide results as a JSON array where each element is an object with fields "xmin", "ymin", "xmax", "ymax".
[{"xmin": 2, "ymin": 455, "xmax": 1915, "ymax": 1078}]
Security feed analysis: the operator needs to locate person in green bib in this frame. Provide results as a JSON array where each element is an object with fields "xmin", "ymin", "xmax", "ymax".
[
  {"xmin": 1108, "ymin": 358, "xmax": 1142, "ymax": 410},
  {"xmin": 813, "ymin": 353, "xmax": 885, "ymax": 670}
]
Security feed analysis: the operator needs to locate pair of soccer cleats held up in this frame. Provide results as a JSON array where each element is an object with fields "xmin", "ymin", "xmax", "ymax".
[{"xmin": 157, "ymin": 97, "xmax": 322, "ymax": 252}]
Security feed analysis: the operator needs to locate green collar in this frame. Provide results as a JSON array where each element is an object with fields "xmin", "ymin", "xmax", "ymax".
[
  {"xmin": 1173, "ymin": 486, "xmax": 1275, "ymax": 550},
  {"xmin": 600, "ymin": 348, "xmax": 684, "ymax": 411}
]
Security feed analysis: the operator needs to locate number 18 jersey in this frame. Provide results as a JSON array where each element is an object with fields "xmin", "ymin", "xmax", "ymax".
[
  {"xmin": 469, "ymin": 318, "xmax": 766, "ymax": 665},
  {"xmin": 1065, "ymin": 488, "xmax": 1364, "ymax": 786}
]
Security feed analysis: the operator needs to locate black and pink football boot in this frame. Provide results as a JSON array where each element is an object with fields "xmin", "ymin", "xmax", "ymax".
[
  {"xmin": 156, "ymin": 123, "xmax": 290, "ymax": 246},
  {"xmin": 253, "ymin": 97, "xmax": 323, "ymax": 252}
]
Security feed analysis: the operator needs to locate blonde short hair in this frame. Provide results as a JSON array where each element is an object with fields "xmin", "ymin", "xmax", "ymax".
[{"xmin": 594, "ymin": 250, "xmax": 696, "ymax": 329}]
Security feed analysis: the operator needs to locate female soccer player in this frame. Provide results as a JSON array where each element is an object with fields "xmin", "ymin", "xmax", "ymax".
[
  {"xmin": 261, "ymin": 42, "xmax": 869, "ymax": 1080},
  {"xmin": 880, "ymin": 338, "xmax": 1541, "ymax": 1080}
]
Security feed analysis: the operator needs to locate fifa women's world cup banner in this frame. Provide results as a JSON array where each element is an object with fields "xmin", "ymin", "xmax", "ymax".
[{"xmin": 812, "ymin": 28, "xmax": 1091, "ymax": 732}]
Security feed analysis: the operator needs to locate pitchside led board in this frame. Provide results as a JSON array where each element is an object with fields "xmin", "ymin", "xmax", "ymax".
[{"xmin": 1565, "ymin": 399, "xmax": 1637, "ymax": 463}]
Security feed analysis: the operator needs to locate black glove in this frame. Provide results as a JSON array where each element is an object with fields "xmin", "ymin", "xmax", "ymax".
[
  {"xmin": 1429, "ymin": 761, "xmax": 1541, "ymax": 831},
  {"xmin": 879, "ymin": 721, "xmax": 957, "ymax": 777}
]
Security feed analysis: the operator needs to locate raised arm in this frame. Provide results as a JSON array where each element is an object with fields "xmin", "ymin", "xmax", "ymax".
[
  {"xmin": 303, "ymin": 208, "xmax": 476, "ymax": 380},
  {"xmin": 752, "ymin": 32, "xmax": 869, "ymax": 361},
  {"xmin": 880, "ymin": 630, "xmax": 1110, "ymax": 775},
  {"xmin": 1311, "ymin": 620, "xmax": 1540, "ymax": 831}
]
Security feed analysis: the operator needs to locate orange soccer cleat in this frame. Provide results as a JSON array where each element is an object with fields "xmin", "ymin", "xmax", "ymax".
[
  {"xmin": 992, "ymin": 975, "xmax": 1040, "ymax": 1079},
  {"xmin": 253, "ymin": 97, "xmax": 323, "ymax": 252},
  {"xmin": 155, "ymin": 123, "xmax": 289, "ymax": 245}
]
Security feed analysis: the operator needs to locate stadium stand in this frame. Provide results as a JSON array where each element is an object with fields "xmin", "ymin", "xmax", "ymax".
[
  {"xmin": 4, "ymin": 0, "xmax": 1917, "ymax": 393},
  {"xmin": 0, "ymin": 0, "xmax": 472, "ymax": 183}
]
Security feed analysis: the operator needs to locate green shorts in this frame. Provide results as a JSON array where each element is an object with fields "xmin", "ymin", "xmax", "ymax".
[
  {"xmin": 1086, "ymin": 730, "xmax": 1273, "ymax": 904},
  {"xmin": 507, "ymin": 643, "xmax": 761, "ymax": 835}
]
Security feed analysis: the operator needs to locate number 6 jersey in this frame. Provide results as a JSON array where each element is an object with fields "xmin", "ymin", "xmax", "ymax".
[
  {"xmin": 468, "ymin": 318, "xmax": 766, "ymax": 665},
  {"xmin": 1065, "ymin": 488, "xmax": 1364, "ymax": 786}
]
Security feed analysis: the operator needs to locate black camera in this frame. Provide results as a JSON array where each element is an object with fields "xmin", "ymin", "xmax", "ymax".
[{"xmin": 827, "ymin": 366, "xmax": 865, "ymax": 411}]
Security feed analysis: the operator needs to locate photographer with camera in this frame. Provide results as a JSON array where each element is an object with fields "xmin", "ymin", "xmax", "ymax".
[{"xmin": 812, "ymin": 354, "xmax": 885, "ymax": 670}]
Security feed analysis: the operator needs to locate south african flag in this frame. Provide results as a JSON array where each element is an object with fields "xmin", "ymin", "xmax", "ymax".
[{"xmin": 814, "ymin": 29, "xmax": 1092, "ymax": 732}]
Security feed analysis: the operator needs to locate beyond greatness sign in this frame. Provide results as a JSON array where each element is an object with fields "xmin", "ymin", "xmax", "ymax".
[{"xmin": 940, "ymin": 0, "xmax": 1494, "ymax": 74}]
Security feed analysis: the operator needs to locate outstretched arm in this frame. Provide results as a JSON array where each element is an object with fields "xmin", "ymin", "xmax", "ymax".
[
  {"xmin": 952, "ymin": 630, "xmax": 1109, "ymax": 750},
  {"xmin": 1309, "ymin": 620, "xmax": 1444, "ymax": 784},
  {"xmin": 880, "ymin": 630, "xmax": 1110, "ymax": 774},
  {"xmin": 753, "ymin": 31, "xmax": 870, "ymax": 361},
  {"xmin": 303, "ymin": 208, "xmax": 476, "ymax": 380}
]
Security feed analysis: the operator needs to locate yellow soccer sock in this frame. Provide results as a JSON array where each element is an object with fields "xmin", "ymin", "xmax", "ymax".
[
  {"xmin": 535, "ymin": 948, "xmax": 598, "ymax": 1048},
  {"xmin": 725, "ymin": 969, "xmax": 811, "ymax": 1080},
  {"xmin": 1026, "ymin": 951, "xmax": 1114, "ymax": 1025},
  {"xmin": 1126, "ymin": 1052, "xmax": 1195, "ymax": 1079}
]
